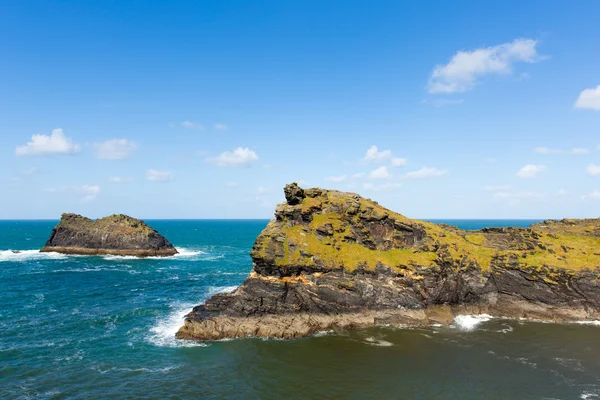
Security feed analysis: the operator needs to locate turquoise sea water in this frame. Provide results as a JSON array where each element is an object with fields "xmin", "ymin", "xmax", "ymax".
[{"xmin": 2, "ymin": 219, "xmax": 600, "ymax": 400}]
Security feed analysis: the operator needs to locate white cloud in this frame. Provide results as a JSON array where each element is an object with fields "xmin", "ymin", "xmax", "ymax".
[
  {"xmin": 582, "ymin": 190, "xmax": 600, "ymax": 200},
  {"xmin": 325, "ymin": 175, "xmax": 347, "ymax": 182},
  {"xmin": 362, "ymin": 145, "xmax": 391, "ymax": 163},
  {"xmin": 390, "ymin": 158, "xmax": 408, "ymax": 167},
  {"xmin": 214, "ymin": 123, "xmax": 228, "ymax": 131},
  {"xmin": 486, "ymin": 157, "xmax": 498, "ymax": 163},
  {"xmin": 15, "ymin": 128, "xmax": 81, "ymax": 156},
  {"xmin": 257, "ymin": 186, "xmax": 272, "ymax": 194},
  {"xmin": 534, "ymin": 147, "xmax": 590, "ymax": 155},
  {"xmin": 494, "ymin": 191, "xmax": 545, "ymax": 199},
  {"xmin": 405, "ymin": 167, "xmax": 447, "ymax": 179},
  {"xmin": 80, "ymin": 185, "xmax": 100, "ymax": 203},
  {"xmin": 362, "ymin": 182, "xmax": 402, "ymax": 192},
  {"xmin": 181, "ymin": 121, "xmax": 203, "ymax": 129},
  {"xmin": 516, "ymin": 164, "xmax": 546, "ymax": 178},
  {"xmin": 352, "ymin": 172, "xmax": 365, "ymax": 179},
  {"xmin": 46, "ymin": 184, "xmax": 100, "ymax": 203},
  {"xmin": 146, "ymin": 169, "xmax": 173, "ymax": 182},
  {"xmin": 428, "ymin": 38, "xmax": 541, "ymax": 94},
  {"xmin": 483, "ymin": 184, "xmax": 510, "ymax": 191},
  {"xmin": 206, "ymin": 147, "xmax": 259, "ymax": 167},
  {"xmin": 108, "ymin": 177, "xmax": 133, "ymax": 183},
  {"xmin": 556, "ymin": 189, "xmax": 568, "ymax": 196},
  {"xmin": 571, "ymin": 148, "xmax": 590, "ymax": 155},
  {"xmin": 586, "ymin": 163, "xmax": 600, "ymax": 176},
  {"xmin": 533, "ymin": 147, "xmax": 562, "ymax": 154},
  {"xmin": 225, "ymin": 182, "xmax": 239, "ymax": 188},
  {"xmin": 369, "ymin": 166, "xmax": 391, "ymax": 180},
  {"xmin": 93, "ymin": 139, "xmax": 137, "ymax": 160},
  {"xmin": 574, "ymin": 85, "xmax": 600, "ymax": 110},
  {"xmin": 20, "ymin": 167, "xmax": 40, "ymax": 176}
]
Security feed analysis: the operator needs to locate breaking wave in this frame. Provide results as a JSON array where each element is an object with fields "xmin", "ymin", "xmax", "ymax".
[
  {"xmin": 453, "ymin": 314, "xmax": 493, "ymax": 331},
  {"xmin": 147, "ymin": 286, "xmax": 238, "ymax": 348},
  {"xmin": 0, "ymin": 249, "xmax": 67, "ymax": 262}
]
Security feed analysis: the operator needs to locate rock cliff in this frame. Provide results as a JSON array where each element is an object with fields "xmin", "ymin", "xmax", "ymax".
[
  {"xmin": 177, "ymin": 183, "xmax": 600, "ymax": 340},
  {"xmin": 41, "ymin": 213, "xmax": 177, "ymax": 257}
]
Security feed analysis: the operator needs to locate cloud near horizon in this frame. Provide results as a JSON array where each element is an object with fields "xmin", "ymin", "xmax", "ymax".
[
  {"xmin": 517, "ymin": 164, "xmax": 546, "ymax": 178},
  {"xmin": 534, "ymin": 147, "xmax": 589, "ymax": 155},
  {"xmin": 15, "ymin": 128, "xmax": 81, "ymax": 156},
  {"xmin": 93, "ymin": 139, "xmax": 138, "ymax": 160},
  {"xmin": 146, "ymin": 169, "xmax": 173, "ymax": 182},
  {"xmin": 405, "ymin": 167, "xmax": 447, "ymax": 179},
  {"xmin": 46, "ymin": 184, "xmax": 100, "ymax": 203},
  {"xmin": 206, "ymin": 147, "xmax": 259, "ymax": 167}
]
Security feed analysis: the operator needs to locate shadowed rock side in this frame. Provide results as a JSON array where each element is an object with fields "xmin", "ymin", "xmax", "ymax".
[
  {"xmin": 177, "ymin": 183, "xmax": 600, "ymax": 341},
  {"xmin": 41, "ymin": 213, "xmax": 178, "ymax": 257}
]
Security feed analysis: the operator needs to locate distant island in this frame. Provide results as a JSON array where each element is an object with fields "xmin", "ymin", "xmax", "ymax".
[
  {"xmin": 41, "ymin": 213, "xmax": 177, "ymax": 257},
  {"xmin": 177, "ymin": 183, "xmax": 600, "ymax": 341}
]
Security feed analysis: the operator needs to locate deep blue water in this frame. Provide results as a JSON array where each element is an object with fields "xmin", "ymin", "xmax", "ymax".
[{"xmin": 2, "ymin": 219, "xmax": 600, "ymax": 400}]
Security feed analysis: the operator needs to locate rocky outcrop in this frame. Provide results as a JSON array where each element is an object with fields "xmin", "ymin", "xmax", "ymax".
[
  {"xmin": 41, "ymin": 213, "xmax": 177, "ymax": 257},
  {"xmin": 177, "ymin": 183, "xmax": 600, "ymax": 341}
]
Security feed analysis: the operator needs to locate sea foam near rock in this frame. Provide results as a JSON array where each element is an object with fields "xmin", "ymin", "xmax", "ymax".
[{"xmin": 453, "ymin": 314, "xmax": 493, "ymax": 331}]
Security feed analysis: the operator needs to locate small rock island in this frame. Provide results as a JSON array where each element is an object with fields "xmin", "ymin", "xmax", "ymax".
[
  {"xmin": 177, "ymin": 183, "xmax": 600, "ymax": 341},
  {"xmin": 41, "ymin": 213, "xmax": 177, "ymax": 257}
]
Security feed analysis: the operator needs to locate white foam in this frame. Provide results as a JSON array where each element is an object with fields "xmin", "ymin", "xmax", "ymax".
[
  {"xmin": 147, "ymin": 302, "xmax": 208, "ymax": 348},
  {"xmin": 453, "ymin": 314, "xmax": 493, "ymax": 331},
  {"xmin": 100, "ymin": 248, "xmax": 205, "ymax": 261},
  {"xmin": 173, "ymin": 248, "xmax": 205, "ymax": 257},
  {"xmin": 0, "ymin": 249, "xmax": 67, "ymax": 262},
  {"xmin": 364, "ymin": 337, "xmax": 394, "ymax": 347},
  {"xmin": 147, "ymin": 286, "xmax": 240, "ymax": 347},
  {"xmin": 573, "ymin": 320, "xmax": 600, "ymax": 326},
  {"xmin": 206, "ymin": 286, "xmax": 239, "ymax": 296},
  {"xmin": 581, "ymin": 392, "xmax": 600, "ymax": 399}
]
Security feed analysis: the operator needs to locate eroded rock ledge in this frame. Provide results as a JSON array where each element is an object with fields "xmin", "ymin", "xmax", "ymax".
[
  {"xmin": 177, "ymin": 183, "xmax": 600, "ymax": 340},
  {"xmin": 41, "ymin": 213, "xmax": 177, "ymax": 257}
]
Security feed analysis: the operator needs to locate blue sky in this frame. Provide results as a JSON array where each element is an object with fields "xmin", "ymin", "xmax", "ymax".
[{"xmin": 1, "ymin": 1, "xmax": 600, "ymax": 219}]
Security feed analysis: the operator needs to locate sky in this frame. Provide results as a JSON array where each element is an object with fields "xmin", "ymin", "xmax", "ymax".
[{"xmin": 1, "ymin": 1, "xmax": 600, "ymax": 219}]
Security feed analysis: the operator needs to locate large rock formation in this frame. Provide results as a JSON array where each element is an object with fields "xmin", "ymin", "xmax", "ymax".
[
  {"xmin": 177, "ymin": 183, "xmax": 600, "ymax": 341},
  {"xmin": 41, "ymin": 213, "xmax": 177, "ymax": 257}
]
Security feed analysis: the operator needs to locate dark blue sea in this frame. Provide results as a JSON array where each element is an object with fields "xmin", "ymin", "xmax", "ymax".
[{"xmin": 2, "ymin": 219, "xmax": 600, "ymax": 400}]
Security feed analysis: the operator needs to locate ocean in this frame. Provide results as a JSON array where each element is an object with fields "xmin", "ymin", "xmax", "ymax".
[{"xmin": 1, "ymin": 219, "xmax": 600, "ymax": 400}]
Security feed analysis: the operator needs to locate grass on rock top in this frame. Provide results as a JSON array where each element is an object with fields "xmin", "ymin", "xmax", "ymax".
[
  {"xmin": 57, "ymin": 213, "xmax": 157, "ymax": 236},
  {"xmin": 254, "ymin": 189, "xmax": 600, "ymax": 274}
]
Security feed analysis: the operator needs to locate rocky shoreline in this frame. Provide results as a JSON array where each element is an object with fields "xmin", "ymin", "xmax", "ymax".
[
  {"xmin": 177, "ymin": 183, "xmax": 600, "ymax": 341},
  {"xmin": 41, "ymin": 213, "xmax": 177, "ymax": 257}
]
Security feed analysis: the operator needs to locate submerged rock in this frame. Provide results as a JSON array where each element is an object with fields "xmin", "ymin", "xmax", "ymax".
[
  {"xmin": 41, "ymin": 213, "xmax": 177, "ymax": 257},
  {"xmin": 177, "ymin": 184, "xmax": 600, "ymax": 341}
]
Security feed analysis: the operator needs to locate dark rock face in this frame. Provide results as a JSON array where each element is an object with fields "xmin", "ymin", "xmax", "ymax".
[
  {"xmin": 283, "ymin": 182, "xmax": 305, "ymax": 205},
  {"xmin": 177, "ymin": 184, "xmax": 600, "ymax": 341},
  {"xmin": 41, "ymin": 213, "xmax": 177, "ymax": 257}
]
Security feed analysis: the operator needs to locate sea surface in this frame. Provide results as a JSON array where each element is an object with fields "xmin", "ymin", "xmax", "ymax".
[{"xmin": 2, "ymin": 219, "xmax": 600, "ymax": 400}]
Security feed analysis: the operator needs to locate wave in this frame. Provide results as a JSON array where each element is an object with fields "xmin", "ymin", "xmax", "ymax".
[
  {"xmin": 363, "ymin": 337, "xmax": 394, "ymax": 347},
  {"xmin": 453, "ymin": 314, "xmax": 493, "ymax": 331},
  {"xmin": 3, "ymin": 247, "xmax": 215, "ymax": 263},
  {"xmin": 573, "ymin": 320, "xmax": 600, "ymax": 326},
  {"xmin": 102, "ymin": 247, "xmax": 206, "ymax": 261},
  {"xmin": 0, "ymin": 249, "xmax": 67, "ymax": 262},
  {"xmin": 581, "ymin": 392, "xmax": 600, "ymax": 399},
  {"xmin": 206, "ymin": 285, "xmax": 239, "ymax": 296},
  {"xmin": 147, "ymin": 302, "xmax": 208, "ymax": 348},
  {"xmin": 147, "ymin": 286, "xmax": 239, "ymax": 348}
]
